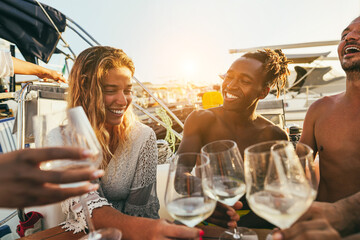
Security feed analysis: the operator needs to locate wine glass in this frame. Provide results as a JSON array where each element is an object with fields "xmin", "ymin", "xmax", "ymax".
[
  {"xmin": 295, "ymin": 142, "xmax": 318, "ymax": 200},
  {"xmin": 33, "ymin": 106, "xmax": 122, "ymax": 240},
  {"xmin": 201, "ymin": 140, "xmax": 257, "ymax": 240},
  {"xmin": 165, "ymin": 152, "xmax": 216, "ymax": 228},
  {"xmin": 244, "ymin": 140, "xmax": 313, "ymax": 231}
]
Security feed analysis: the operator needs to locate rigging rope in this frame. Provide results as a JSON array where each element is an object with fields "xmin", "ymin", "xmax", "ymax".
[{"xmin": 156, "ymin": 107, "xmax": 176, "ymax": 152}]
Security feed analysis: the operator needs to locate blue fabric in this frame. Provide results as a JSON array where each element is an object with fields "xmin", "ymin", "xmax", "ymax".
[{"xmin": 0, "ymin": 225, "xmax": 11, "ymax": 237}]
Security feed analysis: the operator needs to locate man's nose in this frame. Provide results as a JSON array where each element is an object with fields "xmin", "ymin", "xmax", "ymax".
[
  {"xmin": 226, "ymin": 79, "xmax": 238, "ymax": 90},
  {"xmin": 345, "ymin": 30, "xmax": 360, "ymax": 41}
]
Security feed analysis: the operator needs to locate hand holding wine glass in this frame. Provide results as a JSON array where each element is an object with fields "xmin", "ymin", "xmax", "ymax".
[
  {"xmin": 201, "ymin": 140, "xmax": 257, "ymax": 240},
  {"xmin": 33, "ymin": 106, "xmax": 122, "ymax": 240}
]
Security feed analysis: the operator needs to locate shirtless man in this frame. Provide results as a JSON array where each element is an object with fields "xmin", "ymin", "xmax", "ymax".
[
  {"xmin": 299, "ymin": 16, "xmax": 360, "ymax": 203},
  {"xmin": 178, "ymin": 49, "xmax": 290, "ymax": 227}
]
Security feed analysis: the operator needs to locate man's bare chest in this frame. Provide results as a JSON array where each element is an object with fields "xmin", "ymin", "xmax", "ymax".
[
  {"xmin": 314, "ymin": 111, "xmax": 360, "ymax": 155},
  {"xmin": 204, "ymin": 122, "xmax": 263, "ymax": 154}
]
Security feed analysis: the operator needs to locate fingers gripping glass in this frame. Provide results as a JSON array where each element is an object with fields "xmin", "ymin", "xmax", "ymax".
[{"xmin": 33, "ymin": 106, "xmax": 122, "ymax": 240}]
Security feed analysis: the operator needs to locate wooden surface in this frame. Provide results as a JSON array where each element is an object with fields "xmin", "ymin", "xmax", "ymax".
[
  {"xmin": 198, "ymin": 225, "xmax": 271, "ymax": 240},
  {"xmin": 20, "ymin": 226, "xmax": 85, "ymax": 240},
  {"xmin": 20, "ymin": 225, "xmax": 271, "ymax": 240}
]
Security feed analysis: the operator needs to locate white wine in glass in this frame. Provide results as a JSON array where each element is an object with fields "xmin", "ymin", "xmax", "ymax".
[
  {"xmin": 33, "ymin": 106, "xmax": 122, "ymax": 240},
  {"xmin": 201, "ymin": 140, "xmax": 257, "ymax": 240},
  {"xmin": 165, "ymin": 153, "xmax": 216, "ymax": 228},
  {"xmin": 244, "ymin": 140, "xmax": 314, "ymax": 230}
]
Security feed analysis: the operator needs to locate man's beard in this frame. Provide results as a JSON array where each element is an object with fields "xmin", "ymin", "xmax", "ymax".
[{"xmin": 341, "ymin": 60, "xmax": 360, "ymax": 72}]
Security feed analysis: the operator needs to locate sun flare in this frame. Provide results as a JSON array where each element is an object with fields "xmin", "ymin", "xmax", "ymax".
[{"xmin": 182, "ymin": 59, "xmax": 197, "ymax": 78}]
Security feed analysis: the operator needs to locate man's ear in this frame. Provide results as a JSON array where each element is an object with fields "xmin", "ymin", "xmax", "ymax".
[{"xmin": 259, "ymin": 87, "xmax": 270, "ymax": 99}]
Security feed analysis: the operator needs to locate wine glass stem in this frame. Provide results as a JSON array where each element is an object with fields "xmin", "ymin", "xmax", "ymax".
[
  {"xmin": 80, "ymin": 194, "xmax": 96, "ymax": 233},
  {"xmin": 233, "ymin": 223, "xmax": 241, "ymax": 239}
]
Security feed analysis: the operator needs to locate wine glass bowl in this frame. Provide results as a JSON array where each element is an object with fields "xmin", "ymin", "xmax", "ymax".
[
  {"xmin": 165, "ymin": 153, "xmax": 216, "ymax": 228},
  {"xmin": 201, "ymin": 140, "xmax": 246, "ymax": 207}
]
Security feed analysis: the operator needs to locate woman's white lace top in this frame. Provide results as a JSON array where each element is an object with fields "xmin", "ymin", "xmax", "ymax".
[
  {"xmin": 0, "ymin": 51, "xmax": 14, "ymax": 78},
  {"xmin": 61, "ymin": 121, "xmax": 160, "ymax": 233}
]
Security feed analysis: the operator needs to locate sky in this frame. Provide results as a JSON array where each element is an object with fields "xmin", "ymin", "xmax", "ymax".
[{"xmin": 38, "ymin": 0, "xmax": 360, "ymax": 86}]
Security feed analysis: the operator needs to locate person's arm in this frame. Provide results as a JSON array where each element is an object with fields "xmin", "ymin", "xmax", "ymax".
[
  {"xmin": 330, "ymin": 191, "xmax": 360, "ymax": 236},
  {"xmin": 92, "ymin": 206, "xmax": 203, "ymax": 240},
  {"xmin": 0, "ymin": 147, "xmax": 103, "ymax": 208},
  {"xmin": 12, "ymin": 57, "xmax": 66, "ymax": 82}
]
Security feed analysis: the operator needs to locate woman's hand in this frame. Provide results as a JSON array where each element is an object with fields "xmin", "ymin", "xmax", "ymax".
[{"xmin": 130, "ymin": 218, "xmax": 204, "ymax": 240}]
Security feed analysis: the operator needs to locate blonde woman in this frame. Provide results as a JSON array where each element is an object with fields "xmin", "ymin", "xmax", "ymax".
[{"xmin": 62, "ymin": 46, "xmax": 202, "ymax": 240}]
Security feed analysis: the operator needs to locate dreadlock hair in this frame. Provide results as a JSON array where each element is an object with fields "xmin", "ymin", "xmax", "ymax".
[
  {"xmin": 242, "ymin": 48, "xmax": 291, "ymax": 97},
  {"xmin": 67, "ymin": 46, "xmax": 136, "ymax": 169}
]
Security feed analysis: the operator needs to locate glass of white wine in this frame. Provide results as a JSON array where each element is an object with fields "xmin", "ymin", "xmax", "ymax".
[
  {"xmin": 244, "ymin": 140, "xmax": 314, "ymax": 231},
  {"xmin": 165, "ymin": 152, "xmax": 216, "ymax": 228},
  {"xmin": 201, "ymin": 140, "xmax": 257, "ymax": 240},
  {"xmin": 33, "ymin": 106, "xmax": 122, "ymax": 240}
]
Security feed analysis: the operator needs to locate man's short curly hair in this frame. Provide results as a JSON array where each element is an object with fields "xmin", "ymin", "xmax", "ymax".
[{"xmin": 243, "ymin": 48, "xmax": 291, "ymax": 97}]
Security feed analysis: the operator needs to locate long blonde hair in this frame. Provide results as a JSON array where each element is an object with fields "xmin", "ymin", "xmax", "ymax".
[{"xmin": 67, "ymin": 46, "xmax": 136, "ymax": 169}]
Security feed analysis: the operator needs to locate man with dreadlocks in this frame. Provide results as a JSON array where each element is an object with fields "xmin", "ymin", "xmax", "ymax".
[{"xmin": 178, "ymin": 48, "xmax": 290, "ymax": 228}]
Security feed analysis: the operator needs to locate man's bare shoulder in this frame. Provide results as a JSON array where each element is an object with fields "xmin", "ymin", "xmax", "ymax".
[
  {"xmin": 263, "ymin": 124, "xmax": 289, "ymax": 141},
  {"xmin": 257, "ymin": 115, "xmax": 289, "ymax": 141},
  {"xmin": 308, "ymin": 93, "xmax": 343, "ymax": 113},
  {"xmin": 184, "ymin": 107, "xmax": 219, "ymax": 128}
]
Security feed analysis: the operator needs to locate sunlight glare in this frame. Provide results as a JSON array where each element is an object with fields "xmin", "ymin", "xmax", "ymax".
[{"xmin": 182, "ymin": 59, "xmax": 197, "ymax": 78}]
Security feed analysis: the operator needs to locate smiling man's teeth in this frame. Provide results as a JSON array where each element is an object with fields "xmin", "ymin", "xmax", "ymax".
[
  {"xmin": 345, "ymin": 46, "xmax": 360, "ymax": 54},
  {"xmin": 110, "ymin": 109, "xmax": 124, "ymax": 114},
  {"xmin": 226, "ymin": 92, "xmax": 238, "ymax": 99}
]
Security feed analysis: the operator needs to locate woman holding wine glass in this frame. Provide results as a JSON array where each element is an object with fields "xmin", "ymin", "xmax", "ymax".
[{"xmin": 60, "ymin": 46, "xmax": 202, "ymax": 239}]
